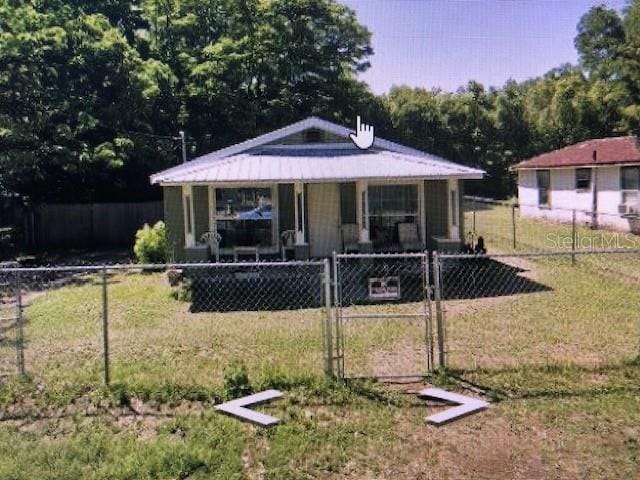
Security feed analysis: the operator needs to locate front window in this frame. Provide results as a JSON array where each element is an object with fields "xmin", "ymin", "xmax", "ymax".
[
  {"xmin": 575, "ymin": 168, "xmax": 591, "ymax": 191},
  {"xmin": 536, "ymin": 170, "xmax": 550, "ymax": 206},
  {"xmin": 215, "ymin": 187, "xmax": 273, "ymax": 248},
  {"xmin": 621, "ymin": 166, "xmax": 640, "ymax": 205},
  {"xmin": 368, "ymin": 184, "xmax": 418, "ymax": 249}
]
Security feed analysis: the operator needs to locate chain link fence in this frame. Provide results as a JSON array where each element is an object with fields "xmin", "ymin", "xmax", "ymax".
[
  {"xmin": 2, "ymin": 249, "xmax": 639, "ymax": 387},
  {"xmin": 0, "ymin": 266, "xmax": 104, "ymax": 383},
  {"xmin": 333, "ymin": 253, "xmax": 432, "ymax": 379},
  {"xmin": 464, "ymin": 196, "xmax": 640, "ymax": 254},
  {"xmin": 0, "ymin": 270, "xmax": 23, "ymax": 378},
  {"xmin": 434, "ymin": 249, "xmax": 640, "ymax": 372},
  {"xmin": 0, "ymin": 261, "xmax": 332, "ymax": 388}
]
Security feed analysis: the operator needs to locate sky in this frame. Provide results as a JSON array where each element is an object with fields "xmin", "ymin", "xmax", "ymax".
[{"xmin": 341, "ymin": 0, "xmax": 628, "ymax": 94}]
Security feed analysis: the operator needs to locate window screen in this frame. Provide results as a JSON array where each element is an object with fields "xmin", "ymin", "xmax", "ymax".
[
  {"xmin": 215, "ymin": 187, "xmax": 273, "ymax": 247},
  {"xmin": 368, "ymin": 184, "xmax": 419, "ymax": 249},
  {"xmin": 368, "ymin": 185, "xmax": 418, "ymax": 216},
  {"xmin": 575, "ymin": 168, "xmax": 591, "ymax": 190},
  {"xmin": 621, "ymin": 166, "xmax": 640, "ymax": 191},
  {"xmin": 536, "ymin": 170, "xmax": 550, "ymax": 206}
]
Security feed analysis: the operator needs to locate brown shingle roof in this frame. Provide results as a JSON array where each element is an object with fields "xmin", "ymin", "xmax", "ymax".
[{"xmin": 513, "ymin": 136, "xmax": 640, "ymax": 169}]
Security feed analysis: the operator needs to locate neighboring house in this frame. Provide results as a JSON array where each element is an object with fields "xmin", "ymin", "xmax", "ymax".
[
  {"xmin": 150, "ymin": 117, "xmax": 484, "ymax": 261},
  {"xmin": 513, "ymin": 136, "xmax": 640, "ymax": 233}
]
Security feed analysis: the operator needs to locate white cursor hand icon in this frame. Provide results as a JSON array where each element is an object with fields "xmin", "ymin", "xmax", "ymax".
[{"xmin": 349, "ymin": 115, "xmax": 375, "ymax": 150}]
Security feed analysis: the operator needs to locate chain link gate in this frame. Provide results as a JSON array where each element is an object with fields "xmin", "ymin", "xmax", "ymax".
[{"xmin": 332, "ymin": 252, "xmax": 434, "ymax": 380}]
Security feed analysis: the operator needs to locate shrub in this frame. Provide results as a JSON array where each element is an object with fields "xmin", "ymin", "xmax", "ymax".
[
  {"xmin": 133, "ymin": 221, "xmax": 168, "ymax": 264},
  {"xmin": 223, "ymin": 361, "xmax": 252, "ymax": 399},
  {"xmin": 169, "ymin": 275, "xmax": 192, "ymax": 302}
]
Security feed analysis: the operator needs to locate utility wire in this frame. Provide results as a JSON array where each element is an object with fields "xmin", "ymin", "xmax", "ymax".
[{"xmin": 117, "ymin": 130, "xmax": 182, "ymax": 141}]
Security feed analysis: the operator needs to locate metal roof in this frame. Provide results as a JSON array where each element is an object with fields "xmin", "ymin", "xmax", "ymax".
[
  {"xmin": 151, "ymin": 117, "xmax": 484, "ymax": 184},
  {"xmin": 155, "ymin": 150, "xmax": 483, "ymax": 184}
]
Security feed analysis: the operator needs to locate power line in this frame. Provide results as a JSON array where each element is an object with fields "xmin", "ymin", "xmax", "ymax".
[{"xmin": 117, "ymin": 130, "xmax": 181, "ymax": 141}]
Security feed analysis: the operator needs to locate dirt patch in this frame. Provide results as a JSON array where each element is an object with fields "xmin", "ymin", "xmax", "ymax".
[
  {"xmin": 0, "ymin": 395, "xmax": 207, "ymax": 441},
  {"xmin": 375, "ymin": 407, "xmax": 549, "ymax": 480}
]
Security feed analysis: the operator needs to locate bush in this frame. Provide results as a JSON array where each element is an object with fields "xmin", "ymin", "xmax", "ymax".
[
  {"xmin": 223, "ymin": 361, "xmax": 252, "ymax": 399},
  {"xmin": 133, "ymin": 221, "xmax": 168, "ymax": 264}
]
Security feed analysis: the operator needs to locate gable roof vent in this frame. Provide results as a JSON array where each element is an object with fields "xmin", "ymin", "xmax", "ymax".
[{"xmin": 304, "ymin": 129, "xmax": 323, "ymax": 143}]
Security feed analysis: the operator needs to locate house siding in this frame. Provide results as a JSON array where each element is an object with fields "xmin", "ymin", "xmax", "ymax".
[
  {"xmin": 163, "ymin": 186, "xmax": 185, "ymax": 262},
  {"xmin": 425, "ymin": 179, "xmax": 449, "ymax": 250},
  {"xmin": 278, "ymin": 183, "xmax": 295, "ymax": 233},
  {"xmin": 459, "ymin": 180, "xmax": 465, "ymax": 240},
  {"xmin": 272, "ymin": 129, "xmax": 345, "ymax": 145},
  {"xmin": 518, "ymin": 166, "xmax": 631, "ymax": 231},
  {"xmin": 192, "ymin": 186, "xmax": 209, "ymax": 240},
  {"xmin": 340, "ymin": 182, "xmax": 357, "ymax": 225},
  {"xmin": 304, "ymin": 184, "xmax": 309, "ymax": 243}
]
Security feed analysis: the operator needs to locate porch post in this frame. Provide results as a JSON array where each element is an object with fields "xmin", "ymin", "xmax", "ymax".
[
  {"xmin": 356, "ymin": 180, "xmax": 371, "ymax": 245},
  {"xmin": 294, "ymin": 182, "xmax": 306, "ymax": 245},
  {"xmin": 448, "ymin": 179, "xmax": 460, "ymax": 240}
]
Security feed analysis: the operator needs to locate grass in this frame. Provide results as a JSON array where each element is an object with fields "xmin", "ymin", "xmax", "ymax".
[
  {"xmin": 465, "ymin": 200, "xmax": 640, "ymax": 254},
  {"xmin": 1, "ymin": 207, "xmax": 639, "ymax": 478}
]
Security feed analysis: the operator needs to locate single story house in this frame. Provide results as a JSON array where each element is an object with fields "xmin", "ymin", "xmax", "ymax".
[
  {"xmin": 513, "ymin": 136, "xmax": 640, "ymax": 232},
  {"xmin": 150, "ymin": 117, "xmax": 484, "ymax": 261}
]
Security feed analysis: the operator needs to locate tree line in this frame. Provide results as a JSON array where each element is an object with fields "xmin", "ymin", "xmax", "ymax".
[{"xmin": 1, "ymin": 0, "xmax": 640, "ymax": 202}]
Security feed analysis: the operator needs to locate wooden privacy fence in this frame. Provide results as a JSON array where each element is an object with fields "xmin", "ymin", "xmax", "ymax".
[{"xmin": 24, "ymin": 202, "xmax": 163, "ymax": 248}]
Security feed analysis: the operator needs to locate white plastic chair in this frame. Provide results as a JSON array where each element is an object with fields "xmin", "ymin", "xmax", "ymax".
[
  {"xmin": 200, "ymin": 231, "xmax": 222, "ymax": 262},
  {"xmin": 281, "ymin": 230, "xmax": 296, "ymax": 260},
  {"xmin": 342, "ymin": 224, "xmax": 360, "ymax": 253},
  {"xmin": 398, "ymin": 223, "xmax": 422, "ymax": 252}
]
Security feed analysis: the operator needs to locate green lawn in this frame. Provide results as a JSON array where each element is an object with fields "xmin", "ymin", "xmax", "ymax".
[
  {"xmin": 464, "ymin": 200, "xmax": 640, "ymax": 255},
  {"xmin": 1, "ymin": 222, "xmax": 639, "ymax": 478}
]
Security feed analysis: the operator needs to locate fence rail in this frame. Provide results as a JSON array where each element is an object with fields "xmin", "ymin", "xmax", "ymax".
[
  {"xmin": 434, "ymin": 249, "xmax": 640, "ymax": 372},
  {"xmin": 463, "ymin": 196, "xmax": 640, "ymax": 254},
  {"xmin": 0, "ymin": 261, "xmax": 331, "ymax": 386},
  {"xmin": 1, "ymin": 249, "xmax": 638, "ymax": 388}
]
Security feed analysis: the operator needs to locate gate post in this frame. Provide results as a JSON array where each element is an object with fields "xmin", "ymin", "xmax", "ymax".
[
  {"xmin": 571, "ymin": 209, "xmax": 577, "ymax": 266},
  {"xmin": 511, "ymin": 204, "xmax": 517, "ymax": 250},
  {"xmin": 423, "ymin": 252, "xmax": 434, "ymax": 372},
  {"xmin": 433, "ymin": 252, "xmax": 446, "ymax": 369},
  {"xmin": 322, "ymin": 259, "xmax": 333, "ymax": 377},
  {"xmin": 101, "ymin": 266, "xmax": 110, "ymax": 385},
  {"xmin": 15, "ymin": 270, "xmax": 25, "ymax": 376},
  {"xmin": 332, "ymin": 251, "xmax": 344, "ymax": 380}
]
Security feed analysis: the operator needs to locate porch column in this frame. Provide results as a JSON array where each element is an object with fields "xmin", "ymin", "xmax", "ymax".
[
  {"xmin": 448, "ymin": 179, "xmax": 460, "ymax": 240},
  {"xmin": 356, "ymin": 180, "xmax": 371, "ymax": 244},
  {"xmin": 294, "ymin": 182, "xmax": 306, "ymax": 245}
]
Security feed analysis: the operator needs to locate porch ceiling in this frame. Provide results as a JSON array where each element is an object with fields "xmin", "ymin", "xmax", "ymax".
[{"xmin": 155, "ymin": 150, "xmax": 484, "ymax": 184}]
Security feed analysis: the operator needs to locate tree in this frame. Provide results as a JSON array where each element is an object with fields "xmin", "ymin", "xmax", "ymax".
[
  {"xmin": 575, "ymin": 5, "xmax": 625, "ymax": 79},
  {"xmin": 0, "ymin": 0, "xmax": 373, "ymax": 201},
  {"xmin": 385, "ymin": 86, "xmax": 446, "ymax": 152},
  {"xmin": 144, "ymin": 0, "xmax": 373, "ymax": 150},
  {"xmin": 0, "ymin": 2, "xmax": 176, "ymax": 201}
]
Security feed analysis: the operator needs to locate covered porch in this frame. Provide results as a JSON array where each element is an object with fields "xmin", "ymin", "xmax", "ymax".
[
  {"xmin": 171, "ymin": 177, "xmax": 465, "ymax": 262},
  {"xmin": 151, "ymin": 117, "xmax": 484, "ymax": 262}
]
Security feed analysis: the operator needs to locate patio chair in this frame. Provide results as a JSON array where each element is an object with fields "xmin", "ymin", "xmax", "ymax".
[
  {"xmin": 200, "ymin": 231, "xmax": 222, "ymax": 262},
  {"xmin": 281, "ymin": 230, "xmax": 296, "ymax": 260},
  {"xmin": 398, "ymin": 223, "xmax": 422, "ymax": 252},
  {"xmin": 342, "ymin": 224, "xmax": 360, "ymax": 253}
]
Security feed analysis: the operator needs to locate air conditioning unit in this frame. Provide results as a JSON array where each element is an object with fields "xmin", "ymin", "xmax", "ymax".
[{"xmin": 619, "ymin": 203, "xmax": 639, "ymax": 216}]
